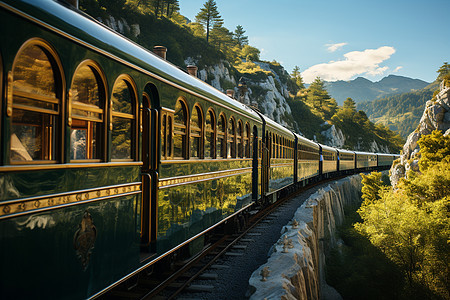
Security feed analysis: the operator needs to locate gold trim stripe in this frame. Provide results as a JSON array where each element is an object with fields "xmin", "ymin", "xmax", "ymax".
[
  {"xmin": 159, "ymin": 168, "xmax": 252, "ymax": 189},
  {"xmin": 161, "ymin": 158, "xmax": 253, "ymax": 165},
  {"xmin": 0, "ymin": 162, "xmax": 143, "ymax": 172},
  {"xmin": 0, "ymin": 183, "xmax": 141, "ymax": 220}
]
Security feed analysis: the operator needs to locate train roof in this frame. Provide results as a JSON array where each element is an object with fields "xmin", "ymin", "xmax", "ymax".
[
  {"xmin": 354, "ymin": 151, "xmax": 377, "ymax": 156},
  {"xmin": 4, "ymin": 0, "xmax": 261, "ymax": 122},
  {"xmin": 262, "ymin": 116, "xmax": 295, "ymax": 138},
  {"xmin": 376, "ymin": 152, "xmax": 395, "ymax": 157},
  {"xmin": 319, "ymin": 144, "xmax": 337, "ymax": 153},
  {"xmin": 293, "ymin": 133, "xmax": 319, "ymax": 149},
  {"xmin": 336, "ymin": 148, "xmax": 355, "ymax": 155}
]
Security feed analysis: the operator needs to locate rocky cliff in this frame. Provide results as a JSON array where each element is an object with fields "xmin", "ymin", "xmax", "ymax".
[
  {"xmin": 248, "ymin": 176, "xmax": 362, "ymax": 300},
  {"xmin": 390, "ymin": 81, "xmax": 450, "ymax": 186}
]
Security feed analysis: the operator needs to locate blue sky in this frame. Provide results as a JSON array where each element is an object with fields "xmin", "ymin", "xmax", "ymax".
[{"xmin": 179, "ymin": 0, "xmax": 449, "ymax": 83}]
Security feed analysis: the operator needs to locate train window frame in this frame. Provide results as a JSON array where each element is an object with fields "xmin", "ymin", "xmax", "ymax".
[
  {"xmin": 160, "ymin": 107, "xmax": 175, "ymax": 160},
  {"xmin": 190, "ymin": 103, "xmax": 204, "ymax": 159},
  {"xmin": 9, "ymin": 39, "xmax": 64, "ymax": 165},
  {"xmin": 227, "ymin": 116, "xmax": 236, "ymax": 158},
  {"xmin": 110, "ymin": 74, "xmax": 137, "ymax": 161},
  {"xmin": 205, "ymin": 108, "xmax": 216, "ymax": 159},
  {"xmin": 217, "ymin": 113, "xmax": 226, "ymax": 158},
  {"xmin": 173, "ymin": 98, "xmax": 189, "ymax": 160},
  {"xmin": 244, "ymin": 122, "xmax": 250, "ymax": 158},
  {"xmin": 237, "ymin": 120, "xmax": 243, "ymax": 158},
  {"xmin": 69, "ymin": 60, "xmax": 107, "ymax": 162}
]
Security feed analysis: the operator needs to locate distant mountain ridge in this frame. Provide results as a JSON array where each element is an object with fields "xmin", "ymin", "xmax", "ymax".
[{"xmin": 325, "ymin": 75, "xmax": 430, "ymax": 105}]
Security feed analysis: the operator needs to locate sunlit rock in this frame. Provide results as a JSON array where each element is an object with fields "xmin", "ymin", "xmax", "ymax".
[
  {"xmin": 248, "ymin": 176, "xmax": 362, "ymax": 300},
  {"xmin": 321, "ymin": 124, "xmax": 345, "ymax": 148},
  {"xmin": 391, "ymin": 80, "xmax": 450, "ymax": 186}
]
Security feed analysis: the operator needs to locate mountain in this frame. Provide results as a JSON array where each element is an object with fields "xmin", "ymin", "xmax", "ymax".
[
  {"xmin": 325, "ymin": 75, "xmax": 430, "ymax": 105},
  {"xmin": 357, "ymin": 88, "xmax": 434, "ymax": 139}
]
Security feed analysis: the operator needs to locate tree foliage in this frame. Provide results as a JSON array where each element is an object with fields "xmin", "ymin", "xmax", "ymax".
[
  {"xmin": 356, "ymin": 131, "xmax": 450, "ymax": 299},
  {"xmin": 290, "ymin": 66, "xmax": 305, "ymax": 94},
  {"xmin": 306, "ymin": 77, "xmax": 337, "ymax": 119},
  {"xmin": 437, "ymin": 62, "xmax": 450, "ymax": 81},
  {"xmin": 233, "ymin": 25, "xmax": 248, "ymax": 48},
  {"xmin": 195, "ymin": 0, "xmax": 223, "ymax": 43}
]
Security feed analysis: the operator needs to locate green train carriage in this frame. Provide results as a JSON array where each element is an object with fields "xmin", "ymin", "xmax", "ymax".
[
  {"xmin": 0, "ymin": 0, "xmax": 263, "ymax": 298},
  {"xmin": 294, "ymin": 133, "xmax": 320, "ymax": 185}
]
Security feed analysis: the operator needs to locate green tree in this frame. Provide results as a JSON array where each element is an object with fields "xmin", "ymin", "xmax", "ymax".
[
  {"xmin": 417, "ymin": 130, "xmax": 450, "ymax": 171},
  {"xmin": 290, "ymin": 66, "xmax": 305, "ymax": 91},
  {"xmin": 306, "ymin": 77, "xmax": 337, "ymax": 119},
  {"xmin": 187, "ymin": 22, "xmax": 206, "ymax": 38},
  {"xmin": 437, "ymin": 62, "xmax": 450, "ymax": 81},
  {"xmin": 210, "ymin": 25, "xmax": 233, "ymax": 52},
  {"xmin": 356, "ymin": 132, "xmax": 450, "ymax": 298},
  {"xmin": 163, "ymin": 0, "xmax": 179, "ymax": 18},
  {"xmin": 360, "ymin": 172, "xmax": 388, "ymax": 204},
  {"xmin": 343, "ymin": 97, "xmax": 356, "ymax": 111},
  {"xmin": 233, "ymin": 25, "xmax": 248, "ymax": 48},
  {"xmin": 241, "ymin": 45, "xmax": 260, "ymax": 61},
  {"xmin": 195, "ymin": 0, "xmax": 223, "ymax": 43}
]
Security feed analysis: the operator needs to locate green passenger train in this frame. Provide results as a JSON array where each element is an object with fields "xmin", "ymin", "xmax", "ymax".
[{"xmin": 0, "ymin": 1, "xmax": 399, "ymax": 299}]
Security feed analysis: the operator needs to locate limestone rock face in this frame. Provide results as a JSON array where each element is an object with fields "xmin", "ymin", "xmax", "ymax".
[
  {"xmin": 391, "ymin": 81, "xmax": 450, "ymax": 186},
  {"xmin": 248, "ymin": 176, "xmax": 362, "ymax": 300},
  {"xmin": 192, "ymin": 60, "xmax": 297, "ymax": 130},
  {"xmin": 321, "ymin": 124, "xmax": 345, "ymax": 148},
  {"xmin": 98, "ymin": 15, "xmax": 140, "ymax": 38}
]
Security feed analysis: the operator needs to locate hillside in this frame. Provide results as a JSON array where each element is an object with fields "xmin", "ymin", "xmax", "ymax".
[
  {"xmin": 79, "ymin": 0, "xmax": 402, "ymax": 153},
  {"xmin": 326, "ymin": 75, "xmax": 429, "ymax": 105},
  {"xmin": 356, "ymin": 83, "xmax": 437, "ymax": 139}
]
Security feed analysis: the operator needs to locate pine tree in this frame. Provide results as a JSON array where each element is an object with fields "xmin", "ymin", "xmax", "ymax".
[
  {"xmin": 291, "ymin": 66, "xmax": 305, "ymax": 90},
  {"xmin": 343, "ymin": 97, "xmax": 356, "ymax": 111},
  {"xmin": 437, "ymin": 62, "xmax": 450, "ymax": 81},
  {"xmin": 233, "ymin": 25, "xmax": 248, "ymax": 48},
  {"xmin": 195, "ymin": 0, "xmax": 223, "ymax": 43},
  {"xmin": 210, "ymin": 25, "xmax": 233, "ymax": 51}
]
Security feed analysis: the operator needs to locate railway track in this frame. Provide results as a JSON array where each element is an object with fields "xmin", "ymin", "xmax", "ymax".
[{"xmin": 99, "ymin": 176, "xmax": 346, "ymax": 300}]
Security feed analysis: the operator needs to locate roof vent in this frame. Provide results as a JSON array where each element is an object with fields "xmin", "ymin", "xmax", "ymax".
[
  {"xmin": 187, "ymin": 65, "xmax": 198, "ymax": 77},
  {"xmin": 226, "ymin": 89, "xmax": 235, "ymax": 98},
  {"xmin": 153, "ymin": 46, "xmax": 167, "ymax": 60}
]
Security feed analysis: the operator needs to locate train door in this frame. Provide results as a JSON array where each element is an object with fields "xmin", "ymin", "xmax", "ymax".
[
  {"xmin": 252, "ymin": 125, "xmax": 259, "ymax": 202},
  {"xmin": 140, "ymin": 92, "xmax": 158, "ymax": 256},
  {"xmin": 261, "ymin": 131, "xmax": 270, "ymax": 205}
]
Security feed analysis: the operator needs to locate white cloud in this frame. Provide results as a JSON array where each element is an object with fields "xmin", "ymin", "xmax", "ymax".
[
  {"xmin": 302, "ymin": 46, "xmax": 396, "ymax": 83},
  {"xmin": 326, "ymin": 42, "xmax": 347, "ymax": 52},
  {"xmin": 393, "ymin": 66, "xmax": 403, "ymax": 72}
]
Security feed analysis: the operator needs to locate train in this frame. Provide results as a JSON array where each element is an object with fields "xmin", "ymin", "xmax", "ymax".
[{"xmin": 0, "ymin": 0, "xmax": 400, "ymax": 299}]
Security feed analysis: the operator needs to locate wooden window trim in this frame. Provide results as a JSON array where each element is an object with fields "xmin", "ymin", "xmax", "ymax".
[{"xmin": 10, "ymin": 38, "xmax": 65, "ymax": 165}]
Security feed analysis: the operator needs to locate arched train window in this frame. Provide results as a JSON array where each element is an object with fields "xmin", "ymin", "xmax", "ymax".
[
  {"xmin": 10, "ymin": 40, "xmax": 62, "ymax": 163},
  {"xmin": 110, "ymin": 76, "xmax": 136, "ymax": 160},
  {"xmin": 173, "ymin": 99, "xmax": 188, "ymax": 159},
  {"xmin": 217, "ymin": 114, "xmax": 226, "ymax": 158},
  {"xmin": 69, "ymin": 61, "xmax": 105, "ymax": 161},
  {"xmin": 227, "ymin": 117, "xmax": 236, "ymax": 158},
  {"xmin": 190, "ymin": 104, "xmax": 203, "ymax": 158},
  {"xmin": 205, "ymin": 109, "xmax": 215, "ymax": 158},
  {"xmin": 237, "ymin": 120, "xmax": 243, "ymax": 158},
  {"xmin": 244, "ymin": 123, "xmax": 250, "ymax": 158}
]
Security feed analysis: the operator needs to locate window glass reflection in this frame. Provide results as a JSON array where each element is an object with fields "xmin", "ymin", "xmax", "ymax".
[
  {"xmin": 111, "ymin": 79, "xmax": 134, "ymax": 160},
  {"xmin": 11, "ymin": 43, "xmax": 59, "ymax": 162},
  {"xmin": 70, "ymin": 64, "xmax": 103, "ymax": 160}
]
